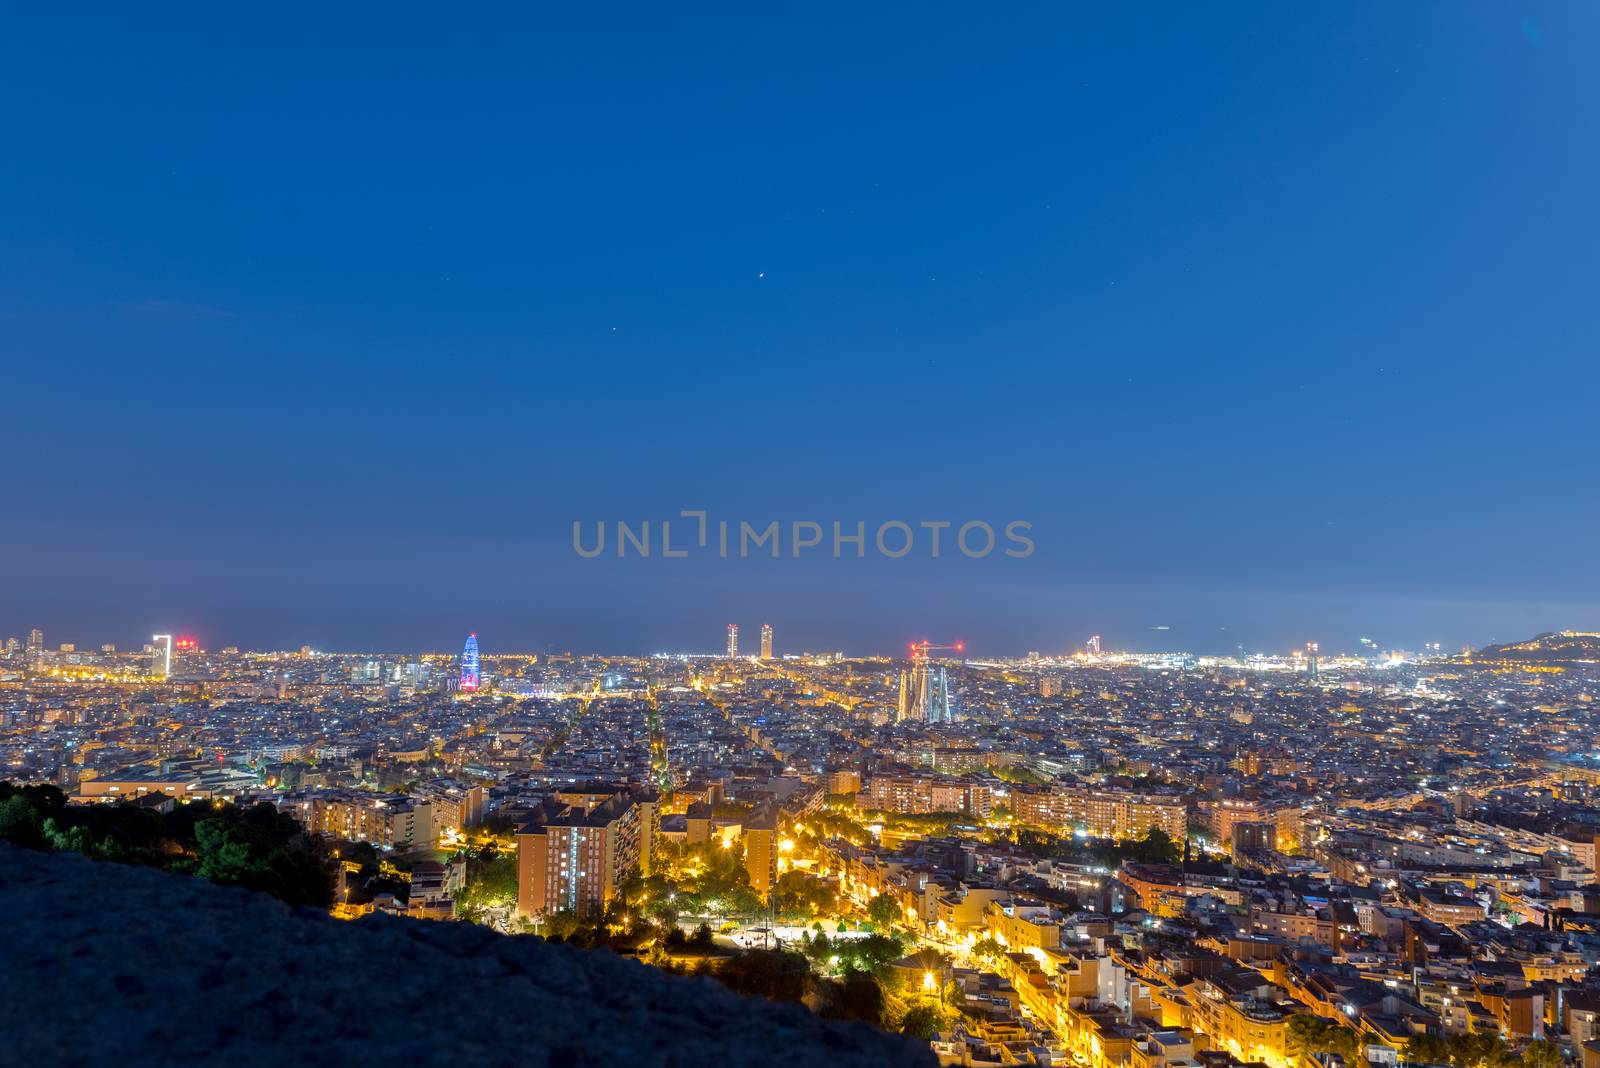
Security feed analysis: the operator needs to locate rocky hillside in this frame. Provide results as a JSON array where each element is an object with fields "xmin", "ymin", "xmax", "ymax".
[{"xmin": 0, "ymin": 843, "xmax": 932, "ymax": 1068}]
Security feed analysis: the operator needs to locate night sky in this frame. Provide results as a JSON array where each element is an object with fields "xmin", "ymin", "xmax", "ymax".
[{"xmin": 3, "ymin": 5, "xmax": 1597, "ymax": 657}]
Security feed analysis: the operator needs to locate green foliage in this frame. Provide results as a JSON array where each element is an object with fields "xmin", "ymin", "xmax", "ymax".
[
  {"xmin": 1008, "ymin": 824, "xmax": 1181, "ymax": 866},
  {"xmin": 456, "ymin": 851, "xmax": 517, "ymax": 910},
  {"xmin": 773, "ymin": 869, "xmax": 838, "ymax": 919},
  {"xmin": 1521, "ymin": 1040, "xmax": 1563, "ymax": 1068},
  {"xmin": 184, "ymin": 811, "xmax": 334, "ymax": 907},
  {"xmin": 1402, "ymin": 1032, "xmax": 1520, "ymax": 1068},
  {"xmin": 0, "ymin": 782, "xmax": 333, "ymax": 909},
  {"xmin": 825, "ymin": 969, "xmax": 887, "ymax": 1027},
  {"xmin": 899, "ymin": 1003, "xmax": 945, "ymax": 1039},
  {"xmin": 802, "ymin": 930, "xmax": 833, "ymax": 964},
  {"xmin": 1286, "ymin": 1014, "xmax": 1362, "ymax": 1067},
  {"xmin": 835, "ymin": 932, "xmax": 904, "ymax": 975},
  {"xmin": 0, "ymin": 794, "xmax": 47, "ymax": 849},
  {"xmin": 715, "ymin": 949, "xmax": 811, "ymax": 1002},
  {"xmin": 971, "ymin": 935, "xmax": 1004, "ymax": 964},
  {"xmin": 865, "ymin": 893, "xmax": 900, "ymax": 930}
]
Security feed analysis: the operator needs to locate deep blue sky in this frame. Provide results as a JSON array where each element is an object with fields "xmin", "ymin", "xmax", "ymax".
[{"xmin": 2, "ymin": 4, "xmax": 1597, "ymax": 657}]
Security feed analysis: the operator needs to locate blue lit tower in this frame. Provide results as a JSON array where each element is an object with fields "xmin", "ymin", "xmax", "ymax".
[{"xmin": 460, "ymin": 633, "xmax": 480, "ymax": 693}]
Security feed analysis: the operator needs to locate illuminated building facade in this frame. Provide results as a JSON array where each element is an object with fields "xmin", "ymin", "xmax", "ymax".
[
  {"xmin": 744, "ymin": 801, "xmax": 778, "ymax": 894},
  {"xmin": 859, "ymin": 775, "xmax": 992, "ymax": 817},
  {"xmin": 149, "ymin": 634, "xmax": 172, "ymax": 679},
  {"xmin": 460, "ymin": 633, "xmax": 480, "ymax": 692},
  {"xmin": 760, "ymin": 623, "xmax": 772, "ymax": 660},
  {"xmin": 516, "ymin": 791, "xmax": 643, "ymax": 918},
  {"xmin": 1010, "ymin": 785, "xmax": 1186, "ymax": 842},
  {"xmin": 282, "ymin": 791, "xmax": 436, "ymax": 851},
  {"xmin": 726, "ymin": 623, "xmax": 738, "ymax": 659}
]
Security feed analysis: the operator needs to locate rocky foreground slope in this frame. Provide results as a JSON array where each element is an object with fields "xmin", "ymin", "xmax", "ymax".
[{"xmin": 0, "ymin": 844, "xmax": 933, "ymax": 1067}]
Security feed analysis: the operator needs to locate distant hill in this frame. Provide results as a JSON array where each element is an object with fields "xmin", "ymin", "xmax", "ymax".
[{"xmin": 1474, "ymin": 631, "xmax": 1600, "ymax": 663}]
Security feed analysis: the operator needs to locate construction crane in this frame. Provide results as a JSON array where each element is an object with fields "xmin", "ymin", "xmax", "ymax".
[{"xmin": 908, "ymin": 640, "xmax": 965, "ymax": 662}]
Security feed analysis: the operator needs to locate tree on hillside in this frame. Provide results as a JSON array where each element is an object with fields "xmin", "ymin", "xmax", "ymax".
[
  {"xmin": 900, "ymin": 1003, "xmax": 945, "ymax": 1039},
  {"xmin": 1286, "ymin": 1014, "xmax": 1362, "ymax": 1067},
  {"xmin": 1521, "ymin": 1040, "xmax": 1563, "ymax": 1068},
  {"xmin": 866, "ymin": 893, "xmax": 899, "ymax": 929}
]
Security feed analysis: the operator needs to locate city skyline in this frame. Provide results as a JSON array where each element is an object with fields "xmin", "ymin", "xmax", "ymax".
[{"xmin": 1, "ymin": 617, "xmax": 1588, "ymax": 663}]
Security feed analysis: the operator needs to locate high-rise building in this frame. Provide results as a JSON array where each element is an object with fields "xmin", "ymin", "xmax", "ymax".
[
  {"xmin": 759, "ymin": 623, "xmax": 772, "ymax": 660},
  {"xmin": 149, "ymin": 635, "xmax": 172, "ymax": 679},
  {"xmin": 726, "ymin": 623, "xmax": 738, "ymax": 659},
  {"xmin": 25, "ymin": 629, "xmax": 44, "ymax": 656},
  {"xmin": 1306, "ymin": 641, "xmax": 1319, "ymax": 679},
  {"xmin": 516, "ymin": 790, "xmax": 643, "ymax": 918},
  {"xmin": 744, "ymin": 801, "xmax": 779, "ymax": 895},
  {"xmin": 460, "ymin": 633, "xmax": 480, "ymax": 692}
]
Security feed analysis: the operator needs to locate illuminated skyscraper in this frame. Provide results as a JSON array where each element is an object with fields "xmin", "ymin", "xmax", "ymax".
[
  {"xmin": 460, "ymin": 633, "xmax": 480, "ymax": 693},
  {"xmin": 1306, "ymin": 641, "xmax": 1319, "ymax": 679},
  {"xmin": 26, "ymin": 628, "xmax": 43, "ymax": 656},
  {"xmin": 726, "ymin": 624, "xmax": 738, "ymax": 659},
  {"xmin": 149, "ymin": 634, "xmax": 172, "ymax": 679},
  {"xmin": 760, "ymin": 623, "xmax": 772, "ymax": 660}
]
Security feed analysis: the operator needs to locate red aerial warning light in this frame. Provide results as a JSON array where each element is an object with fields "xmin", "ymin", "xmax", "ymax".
[
  {"xmin": 175, "ymin": 636, "xmax": 198, "ymax": 651},
  {"xmin": 955, "ymin": 642, "xmax": 965, "ymax": 652}
]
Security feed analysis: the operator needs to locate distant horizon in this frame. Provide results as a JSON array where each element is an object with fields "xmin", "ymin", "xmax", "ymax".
[{"xmin": 5, "ymin": 618, "xmax": 1585, "ymax": 662}]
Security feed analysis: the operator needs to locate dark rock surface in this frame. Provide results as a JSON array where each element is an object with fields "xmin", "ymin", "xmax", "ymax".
[{"xmin": 0, "ymin": 844, "xmax": 933, "ymax": 1067}]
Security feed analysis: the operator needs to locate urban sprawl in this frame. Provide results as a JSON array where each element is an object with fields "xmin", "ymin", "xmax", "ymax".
[{"xmin": 5, "ymin": 627, "xmax": 1600, "ymax": 1068}]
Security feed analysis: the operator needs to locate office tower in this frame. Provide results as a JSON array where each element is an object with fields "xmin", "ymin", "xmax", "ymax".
[
  {"xmin": 726, "ymin": 623, "xmax": 738, "ymax": 659},
  {"xmin": 26, "ymin": 628, "xmax": 43, "ymax": 656},
  {"xmin": 3, "ymin": 638, "xmax": 17, "ymax": 655},
  {"xmin": 460, "ymin": 633, "xmax": 480, "ymax": 692},
  {"xmin": 760, "ymin": 623, "xmax": 772, "ymax": 659},
  {"xmin": 149, "ymin": 635, "xmax": 172, "ymax": 679},
  {"xmin": 1306, "ymin": 641, "xmax": 1319, "ymax": 679},
  {"xmin": 516, "ymin": 791, "xmax": 642, "ymax": 918}
]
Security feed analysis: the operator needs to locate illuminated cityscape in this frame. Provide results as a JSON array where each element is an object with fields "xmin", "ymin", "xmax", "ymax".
[
  {"xmin": 5, "ymin": 628, "xmax": 1600, "ymax": 1064},
  {"xmin": 3, "ymin": 3, "xmax": 1597, "ymax": 1065}
]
